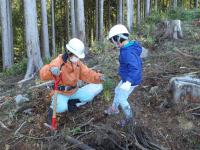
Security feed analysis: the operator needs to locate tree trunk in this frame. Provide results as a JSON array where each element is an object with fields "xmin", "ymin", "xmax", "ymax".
[
  {"xmin": 23, "ymin": 0, "xmax": 43, "ymax": 79},
  {"xmin": 173, "ymin": 0, "xmax": 177, "ymax": 9},
  {"xmin": 145, "ymin": 0, "xmax": 150, "ymax": 17},
  {"xmin": 95, "ymin": 0, "xmax": 99, "ymax": 41},
  {"xmin": 137, "ymin": 0, "xmax": 141, "ymax": 34},
  {"xmin": 155, "ymin": 0, "xmax": 158, "ymax": 12},
  {"xmin": 71, "ymin": 0, "xmax": 76, "ymax": 38},
  {"xmin": 164, "ymin": 20, "xmax": 183, "ymax": 40},
  {"xmin": 0, "ymin": 0, "xmax": 13, "ymax": 69},
  {"xmin": 126, "ymin": 0, "xmax": 134, "ymax": 33},
  {"xmin": 195, "ymin": 0, "xmax": 199, "ymax": 8},
  {"xmin": 170, "ymin": 76, "xmax": 200, "ymax": 103},
  {"xmin": 118, "ymin": 0, "xmax": 123, "ymax": 23},
  {"xmin": 51, "ymin": 0, "xmax": 56, "ymax": 56},
  {"xmin": 41, "ymin": 0, "xmax": 50, "ymax": 59},
  {"xmin": 99, "ymin": 0, "xmax": 104, "ymax": 42},
  {"xmin": 7, "ymin": 0, "xmax": 13, "ymax": 64},
  {"xmin": 66, "ymin": 0, "xmax": 70, "ymax": 42},
  {"xmin": 76, "ymin": 0, "xmax": 86, "ymax": 44},
  {"xmin": 108, "ymin": 0, "xmax": 110, "ymax": 29}
]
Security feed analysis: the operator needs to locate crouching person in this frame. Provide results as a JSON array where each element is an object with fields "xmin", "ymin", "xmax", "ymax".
[{"xmin": 40, "ymin": 38, "xmax": 104, "ymax": 126}]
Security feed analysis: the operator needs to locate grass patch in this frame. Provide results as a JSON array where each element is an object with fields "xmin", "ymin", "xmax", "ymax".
[{"xmin": 0, "ymin": 58, "xmax": 27, "ymax": 77}]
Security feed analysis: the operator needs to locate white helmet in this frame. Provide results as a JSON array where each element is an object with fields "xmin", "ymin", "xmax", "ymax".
[
  {"xmin": 108, "ymin": 24, "xmax": 129, "ymax": 40},
  {"xmin": 66, "ymin": 38, "xmax": 85, "ymax": 59}
]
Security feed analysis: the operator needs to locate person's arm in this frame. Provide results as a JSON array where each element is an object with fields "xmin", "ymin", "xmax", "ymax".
[
  {"xmin": 79, "ymin": 61, "xmax": 102, "ymax": 84},
  {"xmin": 126, "ymin": 52, "xmax": 140, "ymax": 85},
  {"xmin": 40, "ymin": 55, "xmax": 63, "ymax": 81}
]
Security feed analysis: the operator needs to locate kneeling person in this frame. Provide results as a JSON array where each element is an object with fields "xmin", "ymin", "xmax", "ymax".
[{"xmin": 40, "ymin": 38, "xmax": 104, "ymax": 125}]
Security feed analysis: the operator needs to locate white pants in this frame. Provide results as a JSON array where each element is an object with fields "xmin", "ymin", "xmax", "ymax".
[{"xmin": 51, "ymin": 84, "xmax": 103, "ymax": 113}]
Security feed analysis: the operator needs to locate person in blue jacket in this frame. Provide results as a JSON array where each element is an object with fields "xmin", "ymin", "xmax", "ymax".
[{"xmin": 104, "ymin": 24, "xmax": 142, "ymax": 127}]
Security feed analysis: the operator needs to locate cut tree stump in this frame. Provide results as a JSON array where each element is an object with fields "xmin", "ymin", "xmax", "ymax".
[
  {"xmin": 164, "ymin": 20, "xmax": 183, "ymax": 39},
  {"xmin": 170, "ymin": 75, "xmax": 200, "ymax": 103}
]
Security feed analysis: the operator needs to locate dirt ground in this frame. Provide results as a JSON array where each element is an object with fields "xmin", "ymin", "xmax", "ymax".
[{"xmin": 0, "ymin": 20, "xmax": 200, "ymax": 150}]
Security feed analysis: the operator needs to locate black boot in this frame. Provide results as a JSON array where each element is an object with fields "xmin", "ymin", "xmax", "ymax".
[
  {"xmin": 68, "ymin": 99, "xmax": 81, "ymax": 112},
  {"xmin": 47, "ymin": 108, "xmax": 53, "ymax": 125}
]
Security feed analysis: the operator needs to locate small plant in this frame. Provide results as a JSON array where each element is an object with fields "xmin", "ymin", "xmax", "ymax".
[
  {"xmin": 43, "ymin": 57, "xmax": 51, "ymax": 64},
  {"xmin": 103, "ymin": 77, "xmax": 114, "ymax": 102},
  {"xmin": 70, "ymin": 127, "xmax": 81, "ymax": 135},
  {"xmin": 168, "ymin": 8, "xmax": 200, "ymax": 21},
  {"xmin": 1, "ymin": 58, "xmax": 27, "ymax": 77},
  {"xmin": 90, "ymin": 40, "xmax": 112, "ymax": 55}
]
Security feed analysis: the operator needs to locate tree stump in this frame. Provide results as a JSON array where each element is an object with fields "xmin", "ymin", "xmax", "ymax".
[
  {"xmin": 164, "ymin": 20, "xmax": 183, "ymax": 39},
  {"xmin": 170, "ymin": 75, "xmax": 200, "ymax": 103}
]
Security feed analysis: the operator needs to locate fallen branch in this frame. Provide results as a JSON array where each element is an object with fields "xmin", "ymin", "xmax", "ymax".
[
  {"xmin": 134, "ymin": 135, "xmax": 148, "ymax": 150},
  {"xmin": 18, "ymin": 132, "xmax": 95, "ymax": 150},
  {"xmin": 174, "ymin": 48, "xmax": 200, "ymax": 60},
  {"xmin": 65, "ymin": 135, "xmax": 95, "ymax": 150},
  {"xmin": 76, "ymin": 131, "xmax": 95, "ymax": 140},
  {"xmin": 186, "ymin": 105, "xmax": 200, "ymax": 112},
  {"xmin": 15, "ymin": 103, "xmax": 34, "ymax": 114},
  {"xmin": 0, "ymin": 121, "xmax": 11, "ymax": 131},
  {"xmin": 192, "ymin": 113, "xmax": 200, "ymax": 116},
  {"xmin": 19, "ymin": 133, "xmax": 61, "ymax": 140},
  {"xmin": 29, "ymin": 80, "xmax": 54, "ymax": 89},
  {"xmin": 78, "ymin": 118, "xmax": 94, "ymax": 129},
  {"xmin": 18, "ymin": 73, "xmax": 35, "ymax": 84},
  {"xmin": 15, "ymin": 121, "xmax": 26, "ymax": 136},
  {"xmin": 92, "ymin": 124, "xmax": 124, "ymax": 150}
]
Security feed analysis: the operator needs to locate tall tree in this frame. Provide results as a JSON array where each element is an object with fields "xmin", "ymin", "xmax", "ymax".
[
  {"xmin": 108, "ymin": 0, "xmax": 111, "ymax": 30},
  {"xmin": 71, "ymin": 0, "xmax": 76, "ymax": 38},
  {"xmin": 118, "ymin": 0, "xmax": 123, "ymax": 23},
  {"xmin": 0, "ymin": 0, "xmax": 13, "ymax": 69},
  {"xmin": 65, "ymin": 0, "xmax": 70, "ymax": 43},
  {"xmin": 41, "ymin": 0, "xmax": 50, "ymax": 59},
  {"xmin": 173, "ymin": 0, "xmax": 177, "ymax": 9},
  {"xmin": 195, "ymin": 0, "xmax": 199, "ymax": 8},
  {"xmin": 126, "ymin": 0, "xmax": 134, "ymax": 33},
  {"xmin": 146, "ymin": 0, "xmax": 150, "ymax": 17},
  {"xmin": 23, "ymin": 0, "xmax": 43, "ymax": 79},
  {"xmin": 137, "ymin": 0, "xmax": 141, "ymax": 33},
  {"xmin": 76, "ymin": 0, "xmax": 86, "ymax": 43},
  {"xmin": 155, "ymin": 0, "xmax": 158, "ymax": 12},
  {"xmin": 51, "ymin": 0, "xmax": 56, "ymax": 55},
  {"xmin": 99, "ymin": 0, "xmax": 104, "ymax": 42},
  {"xmin": 95, "ymin": 0, "xmax": 99, "ymax": 41}
]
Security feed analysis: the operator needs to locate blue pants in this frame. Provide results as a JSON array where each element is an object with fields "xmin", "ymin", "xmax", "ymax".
[
  {"xmin": 112, "ymin": 81, "xmax": 137, "ymax": 119},
  {"xmin": 51, "ymin": 84, "xmax": 103, "ymax": 113}
]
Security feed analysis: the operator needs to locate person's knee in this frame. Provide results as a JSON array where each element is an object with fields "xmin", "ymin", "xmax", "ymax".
[
  {"xmin": 80, "ymin": 93, "xmax": 94, "ymax": 103},
  {"xmin": 119, "ymin": 98, "xmax": 130, "ymax": 109},
  {"xmin": 50, "ymin": 94, "xmax": 68, "ymax": 113},
  {"xmin": 93, "ymin": 84, "xmax": 103, "ymax": 95}
]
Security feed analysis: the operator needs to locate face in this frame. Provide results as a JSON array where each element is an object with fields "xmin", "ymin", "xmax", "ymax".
[
  {"xmin": 69, "ymin": 53, "xmax": 79, "ymax": 63},
  {"xmin": 110, "ymin": 36, "xmax": 123, "ymax": 48}
]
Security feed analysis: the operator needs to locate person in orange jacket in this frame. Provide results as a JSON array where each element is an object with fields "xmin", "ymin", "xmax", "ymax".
[{"xmin": 40, "ymin": 38, "xmax": 104, "ymax": 125}]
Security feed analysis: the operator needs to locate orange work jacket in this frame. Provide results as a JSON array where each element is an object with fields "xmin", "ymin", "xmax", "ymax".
[{"xmin": 40, "ymin": 54, "xmax": 102, "ymax": 96}]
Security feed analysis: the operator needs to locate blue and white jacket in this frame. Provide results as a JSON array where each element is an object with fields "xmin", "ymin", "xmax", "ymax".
[{"xmin": 118, "ymin": 41, "xmax": 142, "ymax": 86}]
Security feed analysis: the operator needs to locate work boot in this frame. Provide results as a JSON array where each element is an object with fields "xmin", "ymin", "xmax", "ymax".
[
  {"xmin": 68, "ymin": 99, "xmax": 81, "ymax": 112},
  {"xmin": 46, "ymin": 108, "xmax": 53, "ymax": 125},
  {"xmin": 104, "ymin": 106, "xmax": 119, "ymax": 115}
]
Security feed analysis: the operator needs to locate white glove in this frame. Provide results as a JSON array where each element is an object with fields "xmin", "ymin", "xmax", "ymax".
[
  {"xmin": 50, "ymin": 66, "xmax": 60, "ymax": 76},
  {"xmin": 120, "ymin": 81, "xmax": 132, "ymax": 91}
]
